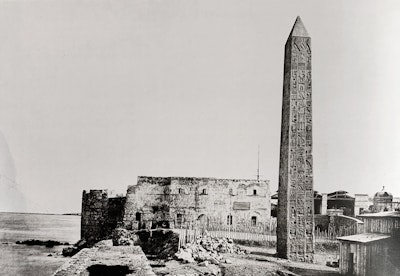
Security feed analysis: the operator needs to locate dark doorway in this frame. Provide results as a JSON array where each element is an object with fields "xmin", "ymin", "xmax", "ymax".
[
  {"xmin": 349, "ymin": 253, "xmax": 354, "ymax": 275},
  {"xmin": 87, "ymin": 264, "xmax": 134, "ymax": 276}
]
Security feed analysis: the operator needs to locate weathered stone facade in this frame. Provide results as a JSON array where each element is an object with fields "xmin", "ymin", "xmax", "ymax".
[
  {"xmin": 81, "ymin": 190, "xmax": 126, "ymax": 244},
  {"xmin": 123, "ymin": 176, "xmax": 271, "ymax": 230},
  {"xmin": 277, "ymin": 16, "xmax": 314, "ymax": 262},
  {"xmin": 81, "ymin": 177, "xmax": 270, "ymax": 242}
]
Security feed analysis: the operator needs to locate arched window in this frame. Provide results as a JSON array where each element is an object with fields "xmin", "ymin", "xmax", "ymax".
[
  {"xmin": 179, "ymin": 188, "xmax": 184, "ymax": 194},
  {"xmin": 229, "ymin": 188, "xmax": 233, "ymax": 195},
  {"xmin": 253, "ymin": 189, "xmax": 257, "ymax": 195},
  {"xmin": 202, "ymin": 189, "xmax": 207, "ymax": 195}
]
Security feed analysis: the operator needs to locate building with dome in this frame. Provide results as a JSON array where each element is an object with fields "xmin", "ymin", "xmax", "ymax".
[{"xmin": 372, "ymin": 187, "xmax": 395, "ymax": 212}]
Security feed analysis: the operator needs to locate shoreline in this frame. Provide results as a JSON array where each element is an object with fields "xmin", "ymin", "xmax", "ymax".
[{"xmin": 0, "ymin": 211, "xmax": 80, "ymax": 216}]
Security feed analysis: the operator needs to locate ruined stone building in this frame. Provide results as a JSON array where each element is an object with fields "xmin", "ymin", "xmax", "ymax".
[
  {"xmin": 81, "ymin": 176, "xmax": 271, "ymax": 243},
  {"xmin": 123, "ymin": 176, "xmax": 270, "ymax": 230},
  {"xmin": 81, "ymin": 190, "xmax": 126, "ymax": 244}
]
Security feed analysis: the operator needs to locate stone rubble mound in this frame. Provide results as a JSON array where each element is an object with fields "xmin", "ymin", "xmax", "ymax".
[
  {"xmin": 112, "ymin": 228, "xmax": 138, "ymax": 246},
  {"xmin": 175, "ymin": 232, "xmax": 246, "ymax": 265}
]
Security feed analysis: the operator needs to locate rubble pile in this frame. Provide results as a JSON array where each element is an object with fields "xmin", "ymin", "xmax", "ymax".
[
  {"xmin": 137, "ymin": 229, "xmax": 180, "ymax": 259},
  {"xmin": 175, "ymin": 233, "xmax": 246, "ymax": 265},
  {"xmin": 112, "ymin": 228, "xmax": 138, "ymax": 246}
]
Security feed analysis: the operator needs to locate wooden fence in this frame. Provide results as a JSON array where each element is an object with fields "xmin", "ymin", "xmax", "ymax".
[{"xmin": 175, "ymin": 218, "xmax": 362, "ymax": 247}]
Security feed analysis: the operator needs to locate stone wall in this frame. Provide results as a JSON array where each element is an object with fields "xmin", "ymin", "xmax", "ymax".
[
  {"xmin": 354, "ymin": 194, "xmax": 370, "ymax": 215},
  {"xmin": 81, "ymin": 176, "xmax": 270, "ymax": 241},
  {"xmin": 123, "ymin": 177, "xmax": 172, "ymax": 230},
  {"xmin": 123, "ymin": 176, "xmax": 271, "ymax": 231},
  {"xmin": 81, "ymin": 190, "xmax": 126, "ymax": 244},
  {"xmin": 53, "ymin": 243, "xmax": 155, "ymax": 276}
]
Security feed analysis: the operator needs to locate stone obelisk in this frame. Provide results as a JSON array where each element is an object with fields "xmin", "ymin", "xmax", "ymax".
[{"xmin": 277, "ymin": 16, "xmax": 314, "ymax": 263}]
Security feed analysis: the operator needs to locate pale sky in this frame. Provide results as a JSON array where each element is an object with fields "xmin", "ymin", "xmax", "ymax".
[{"xmin": 0, "ymin": 0, "xmax": 399, "ymax": 213}]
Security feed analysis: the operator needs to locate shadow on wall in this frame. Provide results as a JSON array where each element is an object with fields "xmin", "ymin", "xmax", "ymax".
[{"xmin": 87, "ymin": 265, "xmax": 134, "ymax": 276}]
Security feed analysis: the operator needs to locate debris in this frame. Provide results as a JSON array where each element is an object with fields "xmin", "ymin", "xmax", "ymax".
[
  {"xmin": 174, "ymin": 250, "xmax": 196, "ymax": 263},
  {"xmin": 198, "ymin": 260, "xmax": 209, "ymax": 267},
  {"xmin": 224, "ymin": 259, "xmax": 232, "ymax": 264},
  {"xmin": 136, "ymin": 229, "xmax": 179, "ymax": 259},
  {"xmin": 174, "ymin": 232, "xmax": 247, "ymax": 266},
  {"xmin": 111, "ymin": 228, "xmax": 138, "ymax": 246},
  {"xmin": 326, "ymin": 260, "xmax": 339, "ymax": 268}
]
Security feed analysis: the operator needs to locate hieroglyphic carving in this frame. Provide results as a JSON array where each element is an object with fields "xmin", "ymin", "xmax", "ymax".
[
  {"xmin": 277, "ymin": 18, "xmax": 314, "ymax": 263},
  {"xmin": 287, "ymin": 36, "xmax": 314, "ymax": 262}
]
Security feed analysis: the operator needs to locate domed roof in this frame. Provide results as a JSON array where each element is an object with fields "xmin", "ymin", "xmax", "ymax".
[{"xmin": 374, "ymin": 186, "xmax": 393, "ymax": 198}]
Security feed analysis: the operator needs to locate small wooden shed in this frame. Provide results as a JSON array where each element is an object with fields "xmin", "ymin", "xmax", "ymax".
[
  {"xmin": 337, "ymin": 233, "xmax": 390, "ymax": 276},
  {"xmin": 358, "ymin": 211, "xmax": 400, "ymax": 234}
]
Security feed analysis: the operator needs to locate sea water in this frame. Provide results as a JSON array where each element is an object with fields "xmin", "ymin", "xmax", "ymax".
[{"xmin": 0, "ymin": 212, "xmax": 80, "ymax": 276}]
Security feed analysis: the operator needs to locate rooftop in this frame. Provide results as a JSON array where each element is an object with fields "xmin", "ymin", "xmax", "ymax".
[
  {"xmin": 359, "ymin": 211, "xmax": 400, "ymax": 218},
  {"xmin": 337, "ymin": 233, "xmax": 391, "ymax": 243},
  {"xmin": 374, "ymin": 186, "xmax": 393, "ymax": 198}
]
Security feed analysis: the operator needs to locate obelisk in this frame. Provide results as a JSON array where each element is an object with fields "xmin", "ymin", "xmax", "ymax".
[{"xmin": 277, "ymin": 16, "xmax": 314, "ymax": 263}]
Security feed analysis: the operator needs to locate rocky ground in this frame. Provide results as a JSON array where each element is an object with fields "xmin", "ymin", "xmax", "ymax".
[
  {"xmin": 149, "ymin": 232, "xmax": 339, "ymax": 276},
  {"xmin": 58, "ymin": 229, "xmax": 340, "ymax": 276}
]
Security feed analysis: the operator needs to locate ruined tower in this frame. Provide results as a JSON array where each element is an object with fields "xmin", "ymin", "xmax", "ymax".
[{"xmin": 277, "ymin": 16, "xmax": 314, "ymax": 262}]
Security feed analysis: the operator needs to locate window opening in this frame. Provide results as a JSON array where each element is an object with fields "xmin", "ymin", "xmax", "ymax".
[
  {"xmin": 177, "ymin": 214, "xmax": 183, "ymax": 227},
  {"xmin": 251, "ymin": 216, "xmax": 257, "ymax": 226},
  {"xmin": 227, "ymin": 215, "xmax": 233, "ymax": 225}
]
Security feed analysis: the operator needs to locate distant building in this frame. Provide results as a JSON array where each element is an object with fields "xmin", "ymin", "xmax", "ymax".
[
  {"xmin": 354, "ymin": 194, "xmax": 370, "ymax": 216},
  {"xmin": 372, "ymin": 186, "xmax": 394, "ymax": 212},
  {"xmin": 325, "ymin": 191, "xmax": 355, "ymax": 216},
  {"xmin": 272, "ymin": 190, "xmax": 365, "ymax": 217}
]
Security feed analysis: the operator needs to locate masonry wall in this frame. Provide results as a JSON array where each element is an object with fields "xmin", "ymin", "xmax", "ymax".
[
  {"xmin": 354, "ymin": 194, "xmax": 370, "ymax": 215},
  {"xmin": 81, "ymin": 190, "xmax": 126, "ymax": 244},
  {"xmin": 123, "ymin": 176, "xmax": 271, "ymax": 231},
  {"xmin": 123, "ymin": 177, "xmax": 172, "ymax": 230}
]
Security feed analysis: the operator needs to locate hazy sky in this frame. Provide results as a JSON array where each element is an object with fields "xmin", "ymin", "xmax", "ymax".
[{"xmin": 0, "ymin": 0, "xmax": 399, "ymax": 213}]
